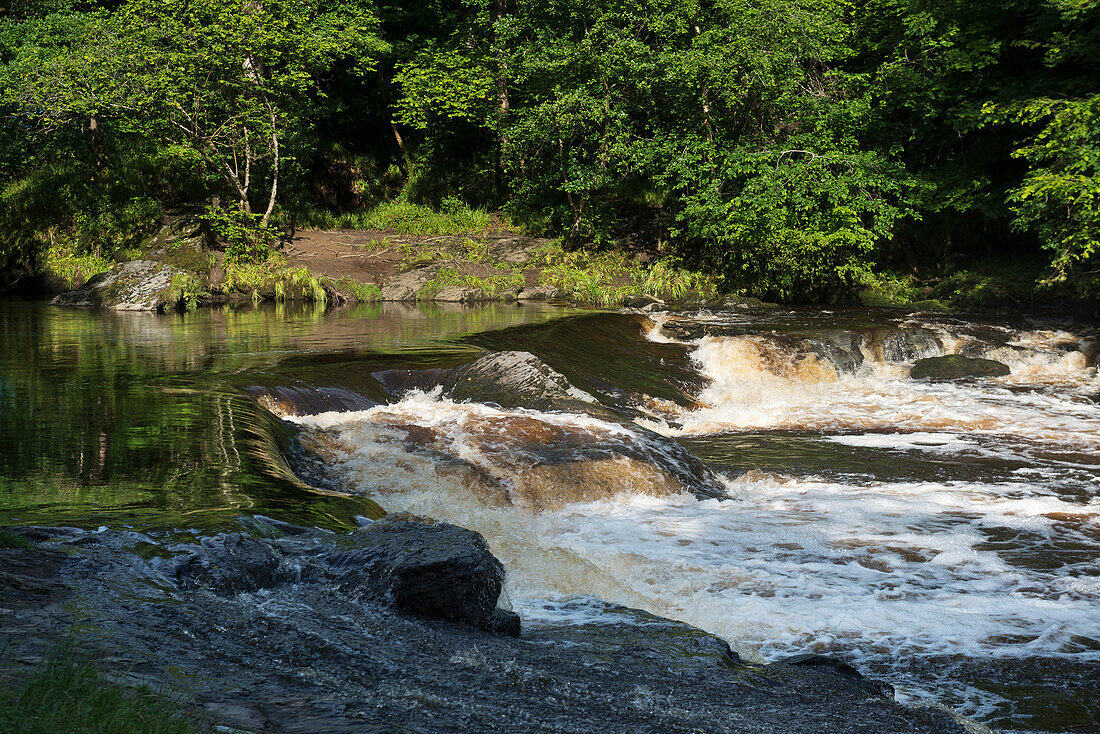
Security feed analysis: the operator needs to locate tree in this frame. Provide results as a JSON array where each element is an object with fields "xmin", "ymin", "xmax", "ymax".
[{"xmin": 6, "ymin": 0, "xmax": 387, "ymax": 227}]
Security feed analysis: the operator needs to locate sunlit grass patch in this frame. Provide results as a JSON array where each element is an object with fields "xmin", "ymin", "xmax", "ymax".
[{"xmin": 295, "ymin": 200, "xmax": 497, "ymax": 237}]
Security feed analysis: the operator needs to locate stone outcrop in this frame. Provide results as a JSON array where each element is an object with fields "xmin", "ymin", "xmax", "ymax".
[
  {"xmin": 910, "ymin": 354, "xmax": 1011, "ymax": 379},
  {"xmin": 51, "ymin": 260, "xmax": 196, "ymax": 311},
  {"xmin": 380, "ymin": 266, "xmax": 439, "ymax": 301},
  {"xmin": 323, "ymin": 516, "xmax": 516, "ymax": 633}
]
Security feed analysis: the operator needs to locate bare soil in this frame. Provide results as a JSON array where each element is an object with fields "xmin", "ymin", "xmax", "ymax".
[{"xmin": 284, "ymin": 229, "xmax": 552, "ymax": 291}]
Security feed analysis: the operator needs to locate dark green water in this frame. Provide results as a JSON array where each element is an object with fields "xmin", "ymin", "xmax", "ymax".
[{"xmin": 0, "ymin": 299, "xmax": 578, "ymax": 529}]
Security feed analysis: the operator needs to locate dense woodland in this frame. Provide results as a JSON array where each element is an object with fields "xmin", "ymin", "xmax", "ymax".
[{"xmin": 0, "ymin": 0, "xmax": 1098, "ymax": 305}]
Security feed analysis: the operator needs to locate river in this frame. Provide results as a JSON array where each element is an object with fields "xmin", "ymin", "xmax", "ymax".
[{"xmin": 1, "ymin": 299, "xmax": 1097, "ymax": 732}]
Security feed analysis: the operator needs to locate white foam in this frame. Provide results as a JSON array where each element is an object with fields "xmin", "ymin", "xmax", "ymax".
[{"xmin": 824, "ymin": 432, "xmax": 977, "ymax": 451}]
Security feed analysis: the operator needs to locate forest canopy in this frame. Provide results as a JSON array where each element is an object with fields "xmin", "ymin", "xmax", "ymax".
[{"xmin": 1, "ymin": 0, "xmax": 1098, "ymax": 303}]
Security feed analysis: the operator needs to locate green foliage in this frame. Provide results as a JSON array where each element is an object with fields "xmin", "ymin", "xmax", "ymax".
[
  {"xmin": 203, "ymin": 207, "xmax": 279, "ymax": 264},
  {"xmin": 930, "ymin": 258, "xmax": 1046, "ymax": 308},
  {"xmin": 326, "ymin": 277, "xmax": 382, "ymax": 303},
  {"xmin": 223, "ymin": 254, "xmax": 327, "ymax": 303},
  {"xmin": 2, "ymin": 0, "xmax": 1099, "ymax": 306},
  {"xmin": 41, "ymin": 241, "xmax": 111, "ymax": 291},
  {"xmin": 990, "ymin": 95, "xmax": 1100, "ymax": 294},
  {"xmin": 395, "ymin": 47, "xmax": 495, "ymax": 130},
  {"xmin": 294, "ymin": 200, "xmax": 496, "ymax": 236},
  {"xmin": 537, "ymin": 243, "xmax": 716, "ymax": 306},
  {"xmin": 0, "ymin": 530, "xmax": 32, "ymax": 548},
  {"xmin": 0, "ymin": 647, "xmax": 200, "ymax": 734}
]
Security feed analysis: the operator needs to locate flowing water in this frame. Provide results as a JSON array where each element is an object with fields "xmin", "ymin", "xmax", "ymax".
[{"xmin": 1, "ymin": 299, "xmax": 1098, "ymax": 732}]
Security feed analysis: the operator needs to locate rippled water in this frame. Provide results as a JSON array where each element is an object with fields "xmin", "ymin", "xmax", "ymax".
[{"xmin": 2, "ymin": 299, "xmax": 1098, "ymax": 732}]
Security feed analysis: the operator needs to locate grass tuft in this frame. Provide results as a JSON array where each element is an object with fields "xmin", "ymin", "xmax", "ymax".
[
  {"xmin": 42, "ymin": 242, "xmax": 111, "ymax": 291},
  {"xmin": 0, "ymin": 530, "xmax": 32, "ymax": 549},
  {"xmin": 0, "ymin": 647, "xmax": 201, "ymax": 733}
]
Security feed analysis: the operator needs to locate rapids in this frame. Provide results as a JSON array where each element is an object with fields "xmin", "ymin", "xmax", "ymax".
[
  {"xmin": 287, "ymin": 309, "xmax": 1100, "ymax": 733},
  {"xmin": 2, "ymin": 300, "xmax": 1097, "ymax": 732}
]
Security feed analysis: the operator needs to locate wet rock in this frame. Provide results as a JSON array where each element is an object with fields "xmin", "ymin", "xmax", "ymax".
[
  {"xmin": 804, "ymin": 334, "xmax": 864, "ymax": 374},
  {"xmin": 0, "ymin": 524, "xmax": 970, "ymax": 734},
  {"xmin": 444, "ymin": 350, "xmax": 598, "ymax": 412},
  {"xmin": 910, "ymin": 354, "xmax": 1011, "ymax": 380},
  {"xmin": 0, "ymin": 546, "xmax": 71, "ymax": 609},
  {"xmin": 867, "ymin": 328, "xmax": 944, "ymax": 363},
  {"xmin": 174, "ymin": 534, "xmax": 291, "ymax": 595},
  {"xmin": 778, "ymin": 653, "xmax": 895, "ymax": 698},
  {"xmin": 51, "ymin": 260, "xmax": 194, "ymax": 311},
  {"xmin": 371, "ymin": 368, "xmax": 454, "ymax": 399},
  {"xmin": 622, "ymin": 294, "xmax": 664, "ymax": 309},
  {"xmin": 324, "ymin": 518, "xmax": 510, "ymax": 633}
]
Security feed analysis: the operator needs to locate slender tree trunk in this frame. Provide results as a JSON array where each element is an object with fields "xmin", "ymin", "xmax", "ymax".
[{"xmin": 261, "ymin": 106, "xmax": 279, "ymax": 227}]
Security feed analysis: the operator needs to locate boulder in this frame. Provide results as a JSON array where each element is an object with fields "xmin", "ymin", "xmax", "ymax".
[
  {"xmin": 516, "ymin": 284, "xmax": 564, "ymax": 301},
  {"xmin": 381, "ymin": 266, "xmax": 439, "ymax": 301},
  {"xmin": 51, "ymin": 260, "xmax": 195, "ymax": 311},
  {"xmin": 910, "ymin": 354, "xmax": 1011, "ymax": 380},
  {"xmin": 778, "ymin": 653, "xmax": 894, "ymax": 698},
  {"xmin": 434, "ymin": 285, "xmax": 489, "ymax": 303},
  {"xmin": 323, "ymin": 517, "xmax": 513, "ymax": 633},
  {"xmin": 444, "ymin": 351, "xmax": 598, "ymax": 412}
]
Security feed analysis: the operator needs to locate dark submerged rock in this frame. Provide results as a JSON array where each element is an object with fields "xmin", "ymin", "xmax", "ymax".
[
  {"xmin": 910, "ymin": 354, "xmax": 1011, "ymax": 380},
  {"xmin": 778, "ymin": 652, "xmax": 895, "ymax": 697},
  {"xmin": 174, "ymin": 533, "xmax": 290, "ymax": 595}
]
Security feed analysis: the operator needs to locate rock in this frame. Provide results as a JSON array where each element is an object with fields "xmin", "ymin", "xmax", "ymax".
[
  {"xmin": 434, "ymin": 285, "xmax": 488, "ymax": 303},
  {"xmin": 867, "ymin": 328, "xmax": 944, "ymax": 363},
  {"xmin": 51, "ymin": 260, "xmax": 195, "ymax": 311},
  {"xmin": 778, "ymin": 653, "xmax": 895, "ymax": 698},
  {"xmin": 910, "ymin": 354, "xmax": 1011, "ymax": 380},
  {"xmin": 444, "ymin": 351, "xmax": 598, "ymax": 412},
  {"xmin": 720, "ymin": 294, "xmax": 778, "ymax": 309},
  {"xmin": 174, "ymin": 534, "xmax": 290, "ymax": 595},
  {"xmin": 516, "ymin": 284, "xmax": 563, "ymax": 301},
  {"xmin": 622, "ymin": 294, "xmax": 664, "ymax": 309},
  {"xmin": 323, "ymin": 518, "xmax": 511, "ymax": 633},
  {"xmin": 381, "ymin": 266, "xmax": 439, "ymax": 301}
]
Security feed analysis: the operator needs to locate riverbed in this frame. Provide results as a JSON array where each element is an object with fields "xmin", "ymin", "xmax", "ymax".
[{"xmin": 1, "ymin": 299, "xmax": 1097, "ymax": 732}]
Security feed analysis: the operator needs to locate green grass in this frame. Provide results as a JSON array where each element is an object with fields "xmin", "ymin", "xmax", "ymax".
[
  {"xmin": 0, "ymin": 648, "xmax": 201, "ymax": 734},
  {"xmin": 224, "ymin": 253, "xmax": 328, "ymax": 303},
  {"xmin": 325, "ymin": 277, "xmax": 382, "ymax": 303},
  {"xmin": 0, "ymin": 530, "xmax": 32, "ymax": 549},
  {"xmin": 535, "ymin": 243, "xmax": 717, "ymax": 306},
  {"xmin": 418, "ymin": 266, "xmax": 526, "ymax": 300},
  {"xmin": 294, "ymin": 200, "xmax": 497, "ymax": 237},
  {"xmin": 42, "ymin": 241, "xmax": 112, "ymax": 291}
]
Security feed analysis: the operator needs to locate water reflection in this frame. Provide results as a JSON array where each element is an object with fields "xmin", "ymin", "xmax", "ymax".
[{"xmin": 0, "ymin": 299, "xmax": 578, "ymax": 529}]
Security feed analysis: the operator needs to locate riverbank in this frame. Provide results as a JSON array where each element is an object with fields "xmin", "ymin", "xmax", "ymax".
[{"xmin": 14, "ymin": 215, "xmax": 725, "ymax": 312}]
